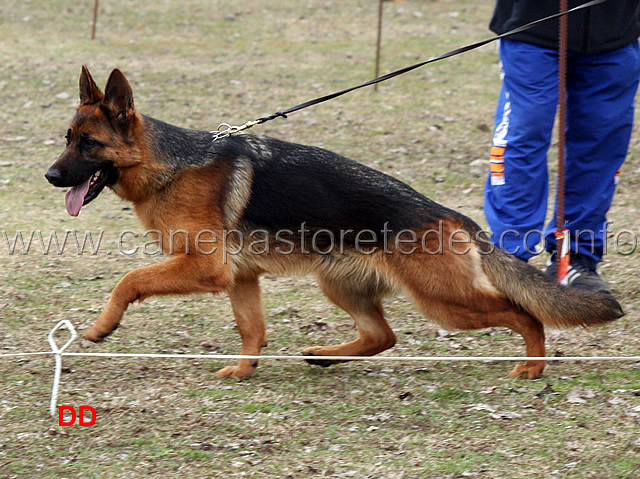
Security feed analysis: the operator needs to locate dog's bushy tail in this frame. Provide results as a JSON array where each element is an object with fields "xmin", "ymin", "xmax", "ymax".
[{"xmin": 482, "ymin": 249, "xmax": 624, "ymax": 328}]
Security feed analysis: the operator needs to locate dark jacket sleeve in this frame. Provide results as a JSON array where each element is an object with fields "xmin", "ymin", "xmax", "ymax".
[{"xmin": 490, "ymin": 0, "xmax": 640, "ymax": 54}]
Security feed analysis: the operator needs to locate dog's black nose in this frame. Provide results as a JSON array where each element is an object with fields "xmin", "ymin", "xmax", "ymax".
[{"xmin": 45, "ymin": 167, "xmax": 63, "ymax": 186}]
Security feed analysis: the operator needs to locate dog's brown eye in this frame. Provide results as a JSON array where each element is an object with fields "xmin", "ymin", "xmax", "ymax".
[
  {"xmin": 80, "ymin": 134, "xmax": 101, "ymax": 148},
  {"xmin": 65, "ymin": 130, "xmax": 71, "ymax": 146}
]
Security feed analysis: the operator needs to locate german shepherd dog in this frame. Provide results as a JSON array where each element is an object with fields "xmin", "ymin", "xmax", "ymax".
[{"xmin": 45, "ymin": 67, "xmax": 623, "ymax": 379}]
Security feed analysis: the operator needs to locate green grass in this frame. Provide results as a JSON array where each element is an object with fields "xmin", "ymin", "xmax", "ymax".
[{"xmin": 2, "ymin": 0, "xmax": 640, "ymax": 477}]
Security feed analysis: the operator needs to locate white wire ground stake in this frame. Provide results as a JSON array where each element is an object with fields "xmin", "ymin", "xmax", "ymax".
[{"xmin": 47, "ymin": 320, "xmax": 78, "ymax": 417}]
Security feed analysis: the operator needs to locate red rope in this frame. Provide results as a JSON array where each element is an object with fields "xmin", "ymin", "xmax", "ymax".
[
  {"xmin": 557, "ymin": 0, "xmax": 568, "ymax": 227},
  {"xmin": 556, "ymin": 0, "xmax": 570, "ymax": 283}
]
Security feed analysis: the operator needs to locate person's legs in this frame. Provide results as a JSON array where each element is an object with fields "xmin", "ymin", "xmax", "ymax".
[
  {"xmin": 545, "ymin": 41, "xmax": 640, "ymax": 263},
  {"xmin": 484, "ymin": 39, "xmax": 559, "ymax": 260}
]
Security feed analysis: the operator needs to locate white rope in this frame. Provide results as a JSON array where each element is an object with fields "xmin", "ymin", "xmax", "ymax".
[
  {"xmin": 2, "ymin": 350, "xmax": 639, "ymax": 362},
  {"xmin": 58, "ymin": 352, "xmax": 640, "ymax": 362},
  {"xmin": 0, "ymin": 321, "xmax": 639, "ymax": 417},
  {"xmin": 2, "ymin": 349, "xmax": 639, "ymax": 361},
  {"xmin": 0, "ymin": 352, "xmax": 53, "ymax": 358}
]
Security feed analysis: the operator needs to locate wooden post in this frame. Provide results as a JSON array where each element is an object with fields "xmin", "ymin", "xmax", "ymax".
[
  {"xmin": 374, "ymin": 0, "xmax": 384, "ymax": 92},
  {"xmin": 91, "ymin": 0, "xmax": 100, "ymax": 40}
]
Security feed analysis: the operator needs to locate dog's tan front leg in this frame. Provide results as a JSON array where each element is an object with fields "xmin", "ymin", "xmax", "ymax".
[
  {"xmin": 216, "ymin": 276, "xmax": 267, "ymax": 379},
  {"xmin": 86, "ymin": 255, "xmax": 231, "ymax": 342}
]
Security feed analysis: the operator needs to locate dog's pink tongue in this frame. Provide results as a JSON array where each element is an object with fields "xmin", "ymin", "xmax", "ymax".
[{"xmin": 65, "ymin": 177, "xmax": 92, "ymax": 216}]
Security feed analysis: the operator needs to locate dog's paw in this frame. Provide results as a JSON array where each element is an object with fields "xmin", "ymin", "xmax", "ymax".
[
  {"xmin": 302, "ymin": 350, "xmax": 339, "ymax": 368},
  {"xmin": 508, "ymin": 362, "xmax": 545, "ymax": 380},
  {"xmin": 85, "ymin": 326, "xmax": 113, "ymax": 343},
  {"xmin": 216, "ymin": 364, "xmax": 257, "ymax": 379}
]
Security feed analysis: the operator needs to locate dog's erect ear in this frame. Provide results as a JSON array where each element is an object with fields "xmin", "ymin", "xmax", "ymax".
[
  {"xmin": 102, "ymin": 68, "xmax": 135, "ymax": 121},
  {"xmin": 79, "ymin": 65, "xmax": 104, "ymax": 105}
]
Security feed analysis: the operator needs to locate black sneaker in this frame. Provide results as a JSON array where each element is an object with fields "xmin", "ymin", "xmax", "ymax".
[{"xmin": 544, "ymin": 253, "xmax": 612, "ymax": 294}]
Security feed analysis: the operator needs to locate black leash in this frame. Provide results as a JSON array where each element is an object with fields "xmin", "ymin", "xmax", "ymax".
[{"xmin": 212, "ymin": 0, "xmax": 607, "ymax": 138}]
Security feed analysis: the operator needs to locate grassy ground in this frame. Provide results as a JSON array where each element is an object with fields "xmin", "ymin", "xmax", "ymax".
[{"xmin": 1, "ymin": 0, "xmax": 640, "ymax": 477}]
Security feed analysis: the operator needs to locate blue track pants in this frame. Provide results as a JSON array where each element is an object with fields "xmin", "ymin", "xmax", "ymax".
[{"xmin": 484, "ymin": 39, "xmax": 640, "ymax": 262}]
